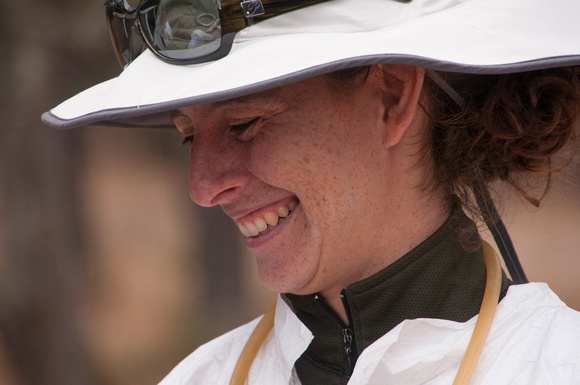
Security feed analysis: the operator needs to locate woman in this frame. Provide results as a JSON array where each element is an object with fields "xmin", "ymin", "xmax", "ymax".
[{"xmin": 43, "ymin": 0, "xmax": 580, "ymax": 383}]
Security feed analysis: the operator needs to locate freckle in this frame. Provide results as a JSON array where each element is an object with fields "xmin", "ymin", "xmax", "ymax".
[{"xmin": 303, "ymin": 156, "xmax": 310, "ymax": 164}]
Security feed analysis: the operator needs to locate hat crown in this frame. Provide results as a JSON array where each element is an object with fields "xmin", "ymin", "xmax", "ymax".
[{"xmin": 238, "ymin": 0, "xmax": 468, "ymax": 40}]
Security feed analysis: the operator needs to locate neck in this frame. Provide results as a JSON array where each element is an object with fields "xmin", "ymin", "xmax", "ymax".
[
  {"xmin": 317, "ymin": 117, "xmax": 448, "ymax": 321},
  {"xmin": 319, "ymin": 192, "xmax": 450, "ymax": 323}
]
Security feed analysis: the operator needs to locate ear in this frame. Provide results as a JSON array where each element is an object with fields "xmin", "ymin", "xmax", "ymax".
[{"xmin": 376, "ymin": 64, "xmax": 425, "ymax": 148}]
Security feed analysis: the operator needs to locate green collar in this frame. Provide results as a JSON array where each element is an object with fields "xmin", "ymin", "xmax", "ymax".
[{"xmin": 283, "ymin": 209, "xmax": 511, "ymax": 385}]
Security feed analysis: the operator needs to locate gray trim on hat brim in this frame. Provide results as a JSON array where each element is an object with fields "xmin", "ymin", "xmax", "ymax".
[{"xmin": 42, "ymin": 53, "xmax": 580, "ymax": 130}]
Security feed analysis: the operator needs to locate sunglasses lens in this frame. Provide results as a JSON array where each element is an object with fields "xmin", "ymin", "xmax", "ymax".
[
  {"xmin": 139, "ymin": 0, "xmax": 222, "ymax": 62},
  {"xmin": 106, "ymin": 4, "xmax": 147, "ymax": 67}
]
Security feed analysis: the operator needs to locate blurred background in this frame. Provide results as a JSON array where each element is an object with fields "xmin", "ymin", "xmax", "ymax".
[{"xmin": 0, "ymin": 1, "xmax": 579, "ymax": 384}]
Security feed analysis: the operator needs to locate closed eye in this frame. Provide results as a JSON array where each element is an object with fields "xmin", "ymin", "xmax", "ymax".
[{"xmin": 231, "ymin": 117, "xmax": 261, "ymax": 141}]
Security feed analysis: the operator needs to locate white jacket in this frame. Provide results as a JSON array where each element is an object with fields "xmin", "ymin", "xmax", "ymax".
[{"xmin": 159, "ymin": 283, "xmax": 580, "ymax": 384}]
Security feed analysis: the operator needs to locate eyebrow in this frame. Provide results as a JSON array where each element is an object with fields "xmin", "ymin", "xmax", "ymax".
[
  {"xmin": 209, "ymin": 89, "xmax": 282, "ymax": 112},
  {"xmin": 168, "ymin": 88, "xmax": 283, "ymax": 123}
]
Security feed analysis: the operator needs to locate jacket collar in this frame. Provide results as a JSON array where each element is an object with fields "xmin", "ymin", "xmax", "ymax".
[{"xmin": 282, "ymin": 208, "xmax": 510, "ymax": 382}]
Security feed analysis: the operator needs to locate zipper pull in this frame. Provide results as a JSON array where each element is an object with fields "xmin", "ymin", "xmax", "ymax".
[
  {"xmin": 314, "ymin": 292, "xmax": 358, "ymax": 378},
  {"xmin": 340, "ymin": 290, "xmax": 358, "ymax": 378},
  {"xmin": 343, "ymin": 326, "xmax": 354, "ymax": 376}
]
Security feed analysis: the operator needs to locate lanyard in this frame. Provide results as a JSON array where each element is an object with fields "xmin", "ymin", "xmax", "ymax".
[{"xmin": 230, "ymin": 241, "xmax": 502, "ymax": 385}]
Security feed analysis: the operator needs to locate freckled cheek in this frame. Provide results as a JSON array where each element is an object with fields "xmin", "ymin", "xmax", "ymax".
[{"xmin": 245, "ymin": 136, "xmax": 316, "ymax": 185}]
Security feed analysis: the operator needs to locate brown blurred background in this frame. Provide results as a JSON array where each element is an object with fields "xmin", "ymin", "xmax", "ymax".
[{"xmin": 0, "ymin": 1, "xmax": 579, "ymax": 384}]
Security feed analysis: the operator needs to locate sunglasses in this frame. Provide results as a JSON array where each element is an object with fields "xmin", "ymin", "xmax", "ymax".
[{"xmin": 105, "ymin": 0, "xmax": 328, "ymax": 68}]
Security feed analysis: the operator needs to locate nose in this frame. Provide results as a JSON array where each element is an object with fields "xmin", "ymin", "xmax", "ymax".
[{"xmin": 188, "ymin": 134, "xmax": 251, "ymax": 207}]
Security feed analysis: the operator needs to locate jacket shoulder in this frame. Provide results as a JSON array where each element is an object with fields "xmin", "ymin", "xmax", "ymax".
[{"xmin": 478, "ymin": 283, "xmax": 580, "ymax": 383}]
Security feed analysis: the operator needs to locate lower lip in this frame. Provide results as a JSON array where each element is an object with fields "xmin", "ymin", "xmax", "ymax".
[{"xmin": 243, "ymin": 206, "xmax": 296, "ymax": 249}]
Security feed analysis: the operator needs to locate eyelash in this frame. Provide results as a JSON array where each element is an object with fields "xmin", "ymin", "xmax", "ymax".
[
  {"xmin": 181, "ymin": 135, "xmax": 194, "ymax": 146},
  {"xmin": 179, "ymin": 117, "xmax": 261, "ymax": 146}
]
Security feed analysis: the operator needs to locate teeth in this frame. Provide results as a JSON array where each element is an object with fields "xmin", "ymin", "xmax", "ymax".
[
  {"xmin": 238, "ymin": 201, "xmax": 299, "ymax": 238},
  {"xmin": 238, "ymin": 223, "xmax": 251, "ymax": 237},
  {"xmin": 255, "ymin": 218, "xmax": 267, "ymax": 232},
  {"xmin": 278, "ymin": 206, "xmax": 289, "ymax": 218},
  {"xmin": 264, "ymin": 212, "xmax": 279, "ymax": 226},
  {"xmin": 245, "ymin": 222, "xmax": 259, "ymax": 236}
]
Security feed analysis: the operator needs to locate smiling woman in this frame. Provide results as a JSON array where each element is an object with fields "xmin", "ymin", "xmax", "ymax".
[
  {"xmin": 42, "ymin": 0, "xmax": 580, "ymax": 384},
  {"xmin": 172, "ymin": 67, "xmax": 445, "ymax": 308}
]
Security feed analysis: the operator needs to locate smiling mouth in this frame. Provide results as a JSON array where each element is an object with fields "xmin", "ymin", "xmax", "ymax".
[{"xmin": 236, "ymin": 201, "xmax": 298, "ymax": 238}]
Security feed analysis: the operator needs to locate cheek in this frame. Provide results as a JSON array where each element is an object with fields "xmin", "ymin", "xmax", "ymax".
[
  {"xmin": 245, "ymin": 102, "xmax": 384, "ymax": 205},
  {"xmin": 244, "ymin": 127, "xmax": 317, "ymax": 184},
  {"xmin": 250, "ymin": 127, "xmax": 358, "ymax": 222}
]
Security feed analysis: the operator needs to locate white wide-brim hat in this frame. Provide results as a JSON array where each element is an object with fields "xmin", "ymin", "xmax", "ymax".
[{"xmin": 42, "ymin": 0, "xmax": 580, "ymax": 130}]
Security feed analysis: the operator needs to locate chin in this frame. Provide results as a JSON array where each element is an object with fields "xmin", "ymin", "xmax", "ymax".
[
  {"xmin": 256, "ymin": 262, "xmax": 317, "ymax": 295},
  {"xmin": 252, "ymin": 241, "xmax": 322, "ymax": 294}
]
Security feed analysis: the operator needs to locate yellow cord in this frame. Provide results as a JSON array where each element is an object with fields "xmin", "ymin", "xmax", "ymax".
[
  {"xmin": 452, "ymin": 241, "xmax": 502, "ymax": 385},
  {"xmin": 229, "ymin": 304, "xmax": 276, "ymax": 385},
  {"xmin": 230, "ymin": 241, "xmax": 502, "ymax": 385}
]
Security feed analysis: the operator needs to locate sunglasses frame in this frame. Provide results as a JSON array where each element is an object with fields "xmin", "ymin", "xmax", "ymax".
[{"xmin": 105, "ymin": 0, "xmax": 329, "ymax": 68}]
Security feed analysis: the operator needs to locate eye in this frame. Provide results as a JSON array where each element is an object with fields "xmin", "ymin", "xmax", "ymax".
[
  {"xmin": 181, "ymin": 135, "xmax": 194, "ymax": 146},
  {"xmin": 230, "ymin": 117, "xmax": 261, "ymax": 141}
]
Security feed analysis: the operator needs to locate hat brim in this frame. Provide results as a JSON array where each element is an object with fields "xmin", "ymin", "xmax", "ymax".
[{"xmin": 42, "ymin": 0, "xmax": 580, "ymax": 130}]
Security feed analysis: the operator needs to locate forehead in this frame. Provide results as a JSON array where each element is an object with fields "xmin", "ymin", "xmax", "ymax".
[
  {"xmin": 175, "ymin": 75, "xmax": 331, "ymax": 119},
  {"xmin": 211, "ymin": 88, "xmax": 284, "ymax": 111},
  {"xmin": 177, "ymin": 86, "xmax": 283, "ymax": 118}
]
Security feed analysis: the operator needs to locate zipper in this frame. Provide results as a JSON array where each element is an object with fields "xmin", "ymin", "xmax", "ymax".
[
  {"xmin": 340, "ymin": 289, "xmax": 358, "ymax": 377},
  {"xmin": 313, "ymin": 290, "xmax": 359, "ymax": 378}
]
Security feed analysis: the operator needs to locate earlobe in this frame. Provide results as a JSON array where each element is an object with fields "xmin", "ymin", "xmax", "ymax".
[{"xmin": 378, "ymin": 64, "xmax": 425, "ymax": 148}]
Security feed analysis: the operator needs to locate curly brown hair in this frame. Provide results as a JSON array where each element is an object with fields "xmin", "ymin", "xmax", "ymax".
[
  {"xmin": 327, "ymin": 65, "xmax": 580, "ymax": 218},
  {"xmin": 424, "ymin": 67, "xmax": 580, "ymax": 208}
]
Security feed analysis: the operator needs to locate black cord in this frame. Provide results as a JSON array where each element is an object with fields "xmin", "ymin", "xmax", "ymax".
[
  {"xmin": 428, "ymin": 69, "xmax": 529, "ymax": 284},
  {"xmin": 472, "ymin": 167, "xmax": 529, "ymax": 284}
]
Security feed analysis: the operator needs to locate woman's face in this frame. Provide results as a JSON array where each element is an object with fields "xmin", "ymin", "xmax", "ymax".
[{"xmin": 172, "ymin": 71, "xmax": 423, "ymax": 296}]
